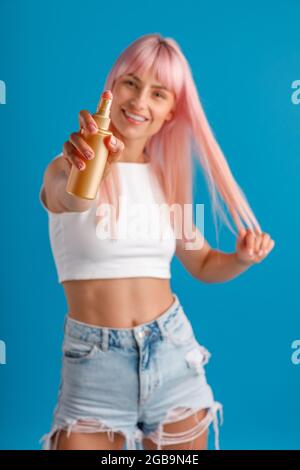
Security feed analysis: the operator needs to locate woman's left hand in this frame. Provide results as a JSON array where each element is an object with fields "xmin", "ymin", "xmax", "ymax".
[{"xmin": 235, "ymin": 228, "xmax": 275, "ymax": 265}]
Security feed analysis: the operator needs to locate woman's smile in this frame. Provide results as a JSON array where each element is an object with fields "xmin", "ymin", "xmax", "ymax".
[{"xmin": 121, "ymin": 108, "xmax": 150, "ymax": 125}]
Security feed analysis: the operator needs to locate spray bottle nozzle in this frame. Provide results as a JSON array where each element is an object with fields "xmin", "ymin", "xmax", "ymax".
[{"xmin": 96, "ymin": 90, "xmax": 113, "ymax": 117}]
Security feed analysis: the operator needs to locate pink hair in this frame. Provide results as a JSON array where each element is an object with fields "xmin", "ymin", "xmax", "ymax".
[{"xmin": 95, "ymin": 33, "xmax": 262, "ymax": 246}]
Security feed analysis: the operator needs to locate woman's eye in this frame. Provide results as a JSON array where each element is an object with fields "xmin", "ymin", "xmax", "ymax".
[
  {"xmin": 125, "ymin": 80, "xmax": 135, "ymax": 87},
  {"xmin": 154, "ymin": 91, "xmax": 165, "ymax": 99},
  {"xmin": 123, "ymin": 80, "xmax": 166, "ymax": 99}
]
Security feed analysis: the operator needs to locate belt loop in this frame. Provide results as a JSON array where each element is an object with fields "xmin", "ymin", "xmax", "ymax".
[
  {"xmin": 63, "ymin": 314, "xmax": 68, "ymax": 333},
  {"xmin": 101, "ymin": 328, "xmax": 109, "ymax": 351},
  {"xmin": 157, "ymin": 293, "xmax": 181, "ymax": 340},
  {"xmin": 157, "ymin": 318, "xmax": 168, "ymax": 340}
]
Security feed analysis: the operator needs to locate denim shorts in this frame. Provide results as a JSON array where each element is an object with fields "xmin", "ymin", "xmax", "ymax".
[{"xmin": 40, "ymin": 293, "xmax": 223, "ymax": 450}]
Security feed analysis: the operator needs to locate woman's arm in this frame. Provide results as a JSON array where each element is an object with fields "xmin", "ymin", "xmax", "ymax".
[
  {"xmin": 42, "ymin": 156, "xmax": 94, "ymax": 213},
  {"xmin": 197, "ymin": 229, "xmax": 275, "ymax": 283},
  {"xmin": 197, "ymin": 249, "xmax": 253, "ymax": 284},
  {"xmin": 176, "ymin": 226, "xmax": 275, "ymax": 284}
]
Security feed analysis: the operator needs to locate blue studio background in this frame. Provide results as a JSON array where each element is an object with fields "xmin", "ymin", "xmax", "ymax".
[{"xmin": 0, "ymin": 0, "xmax": 299, "ymax": 450}]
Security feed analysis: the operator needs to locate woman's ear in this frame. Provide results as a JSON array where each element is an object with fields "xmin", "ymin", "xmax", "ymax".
[{"xmin": 165, "ymin": 109, "xmax": 174, "ymax": 122}]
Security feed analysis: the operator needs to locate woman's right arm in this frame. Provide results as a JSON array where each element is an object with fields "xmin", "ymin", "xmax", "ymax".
[
  {"xmin": 42, "ymin": 156, "xmax": 94, "ymax": 213},
  {"xmin": 42, "ymin": 110, "xmax": 124, "ymax": 213}
]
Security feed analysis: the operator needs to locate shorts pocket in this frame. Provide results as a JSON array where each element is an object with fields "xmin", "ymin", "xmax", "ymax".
[
  {"xmin": 167, "ymin": 312, "xmax": 195, "ymax": 346},
  {"xmin": 62, "ymin": 335, "xmax": 99, "ymax": 363}
]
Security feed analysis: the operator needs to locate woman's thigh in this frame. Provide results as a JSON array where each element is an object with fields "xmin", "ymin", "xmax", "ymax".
[
  {"xmin": 143, "ymin": 408, "xmax": 209, "ymax": 450},
  {"xmin": 52, "ymin": 427, "xmax": 125, "ymax": 450}
]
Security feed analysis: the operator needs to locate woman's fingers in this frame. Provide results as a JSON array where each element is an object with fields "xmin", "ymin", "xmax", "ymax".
[
  {"xmin": 236, "ymin": 228, "xmax": 275, "ymax": 265},
  {"xmin": 62, "ymin": 113, "xmax": 125, "ymax": 176},
  {"xmin": 62, "ymin": 141, "xmax": 86, "ymax": 171},
  {"xmin": 259, "ymin": 233, "xmax": 271, "ymax": 255},
  {"xmin": 69, "ymin": 132, "xmax": 94, "ymax": 161},
  {"xmin": 244, "ymin": 229, "xmax": 255, "ymax": 256},
  {"xmin": 79, "ymin": 110, "xmax": 98, "ymax": 134},
  {"xmin": 61, "ymin": 109, "xmax": 98, "ymax": 173},
  {"xmin": 104, "ymin": 135, "xmax": 125, "ymax": 162}
]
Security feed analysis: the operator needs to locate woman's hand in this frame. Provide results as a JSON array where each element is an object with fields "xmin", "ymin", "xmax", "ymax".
[
  {"xmin": 235, "ymin": 228, "xmax": 275, "ymax": 266},
  {"xmin": 61, "ymin": 109, "xmax": 124, "ymax": 178}
]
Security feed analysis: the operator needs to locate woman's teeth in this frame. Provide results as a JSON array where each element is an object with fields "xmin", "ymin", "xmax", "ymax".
[{"xmin": 123, "ymin": 109, "xmax": 147, "ymax": 123}]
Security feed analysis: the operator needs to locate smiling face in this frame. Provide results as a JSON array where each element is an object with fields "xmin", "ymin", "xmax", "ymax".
[{"xmin": 109, "ymin": 69, "xmax": 176, "ymax": 143}]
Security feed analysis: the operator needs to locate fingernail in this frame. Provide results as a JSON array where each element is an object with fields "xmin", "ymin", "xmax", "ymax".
[
  {"xmin": 89, "ymin": 124, "xmax": 98, "ymax": 132},
  {"xmin": 85, "ymin": 151, "xmax": 93, "ymax": 160},
  {"xmin": 249, "ymin": 250, "xmax": 253, "ymax": 256},
  {"xmin": 258, "ymin": 250, "xmax": 263, "ymax": 256},
  {"xmin": 110, "ymin": 136, "xmax": 117, "ymax": 146}
]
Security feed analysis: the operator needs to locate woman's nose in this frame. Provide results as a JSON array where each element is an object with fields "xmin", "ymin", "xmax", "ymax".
[{"xmin": 130, "ymin": 90, "xmax": 148, "ymax": 109}]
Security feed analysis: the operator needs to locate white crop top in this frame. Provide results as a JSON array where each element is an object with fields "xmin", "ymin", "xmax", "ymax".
[{"xmin": 39, "ymin": 161, "xmax": 177, "ymax": 283}]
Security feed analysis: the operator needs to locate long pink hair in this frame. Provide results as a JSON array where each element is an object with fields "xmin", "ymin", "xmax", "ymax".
[{"xmin": 95, "ymin": 33, "xmax": 262, "ymax": 246}]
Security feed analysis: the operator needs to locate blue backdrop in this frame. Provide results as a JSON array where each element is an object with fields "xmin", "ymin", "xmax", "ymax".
[{"xmin": 0, "ymin": 0, "xmax": 299, "ymax": 450}]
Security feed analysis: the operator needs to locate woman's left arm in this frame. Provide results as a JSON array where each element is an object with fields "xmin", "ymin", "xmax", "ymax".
[
  {"xmin": 198, "ymin": 228, "xmax": 275, "ymax": 283},
  {"xmin": 176, "ymin": 226, "xmax": 275, "ymax": 283}
]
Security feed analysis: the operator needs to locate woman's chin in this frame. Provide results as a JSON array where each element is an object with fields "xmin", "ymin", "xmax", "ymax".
[{"xmin": 118, "ymin": 122, "xmax": 147, "ymax": 138}]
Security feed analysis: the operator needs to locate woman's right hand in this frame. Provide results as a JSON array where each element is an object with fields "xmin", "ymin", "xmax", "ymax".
[{"xmin": 61, "ymin": 110, "xmax": 124, "ymax": 179}]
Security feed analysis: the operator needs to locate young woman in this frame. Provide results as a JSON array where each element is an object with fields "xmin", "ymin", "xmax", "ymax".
[{"xmin": 39, "ymin": 33, "xmax": 275, "ymax": 451}]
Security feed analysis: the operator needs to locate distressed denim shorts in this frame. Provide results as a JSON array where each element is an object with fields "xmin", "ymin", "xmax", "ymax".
[{"xmin": 40, "ymin": 293, "xmax": 223, "ymax": 450}]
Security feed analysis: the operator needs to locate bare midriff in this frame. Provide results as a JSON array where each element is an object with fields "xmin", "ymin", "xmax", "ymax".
[{"xmin": 62, "ymin": 277, "xmax": 175, "ymax": 328}]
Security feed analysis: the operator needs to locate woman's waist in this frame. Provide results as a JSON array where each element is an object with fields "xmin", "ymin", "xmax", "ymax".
[{"xmin": 62, "ymin": 277, "xmax": 174, "ymax": 328}]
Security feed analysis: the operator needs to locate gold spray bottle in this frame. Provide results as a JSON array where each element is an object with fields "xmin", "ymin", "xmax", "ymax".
[{"xmin": 66, "ymin": 90, "xmax": 113, "ymax": 199}]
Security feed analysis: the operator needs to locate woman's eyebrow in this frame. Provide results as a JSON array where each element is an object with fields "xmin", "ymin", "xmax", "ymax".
[{"xmin": 126, "ymin": 73, "xmax": 169, "ymax": 91}]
